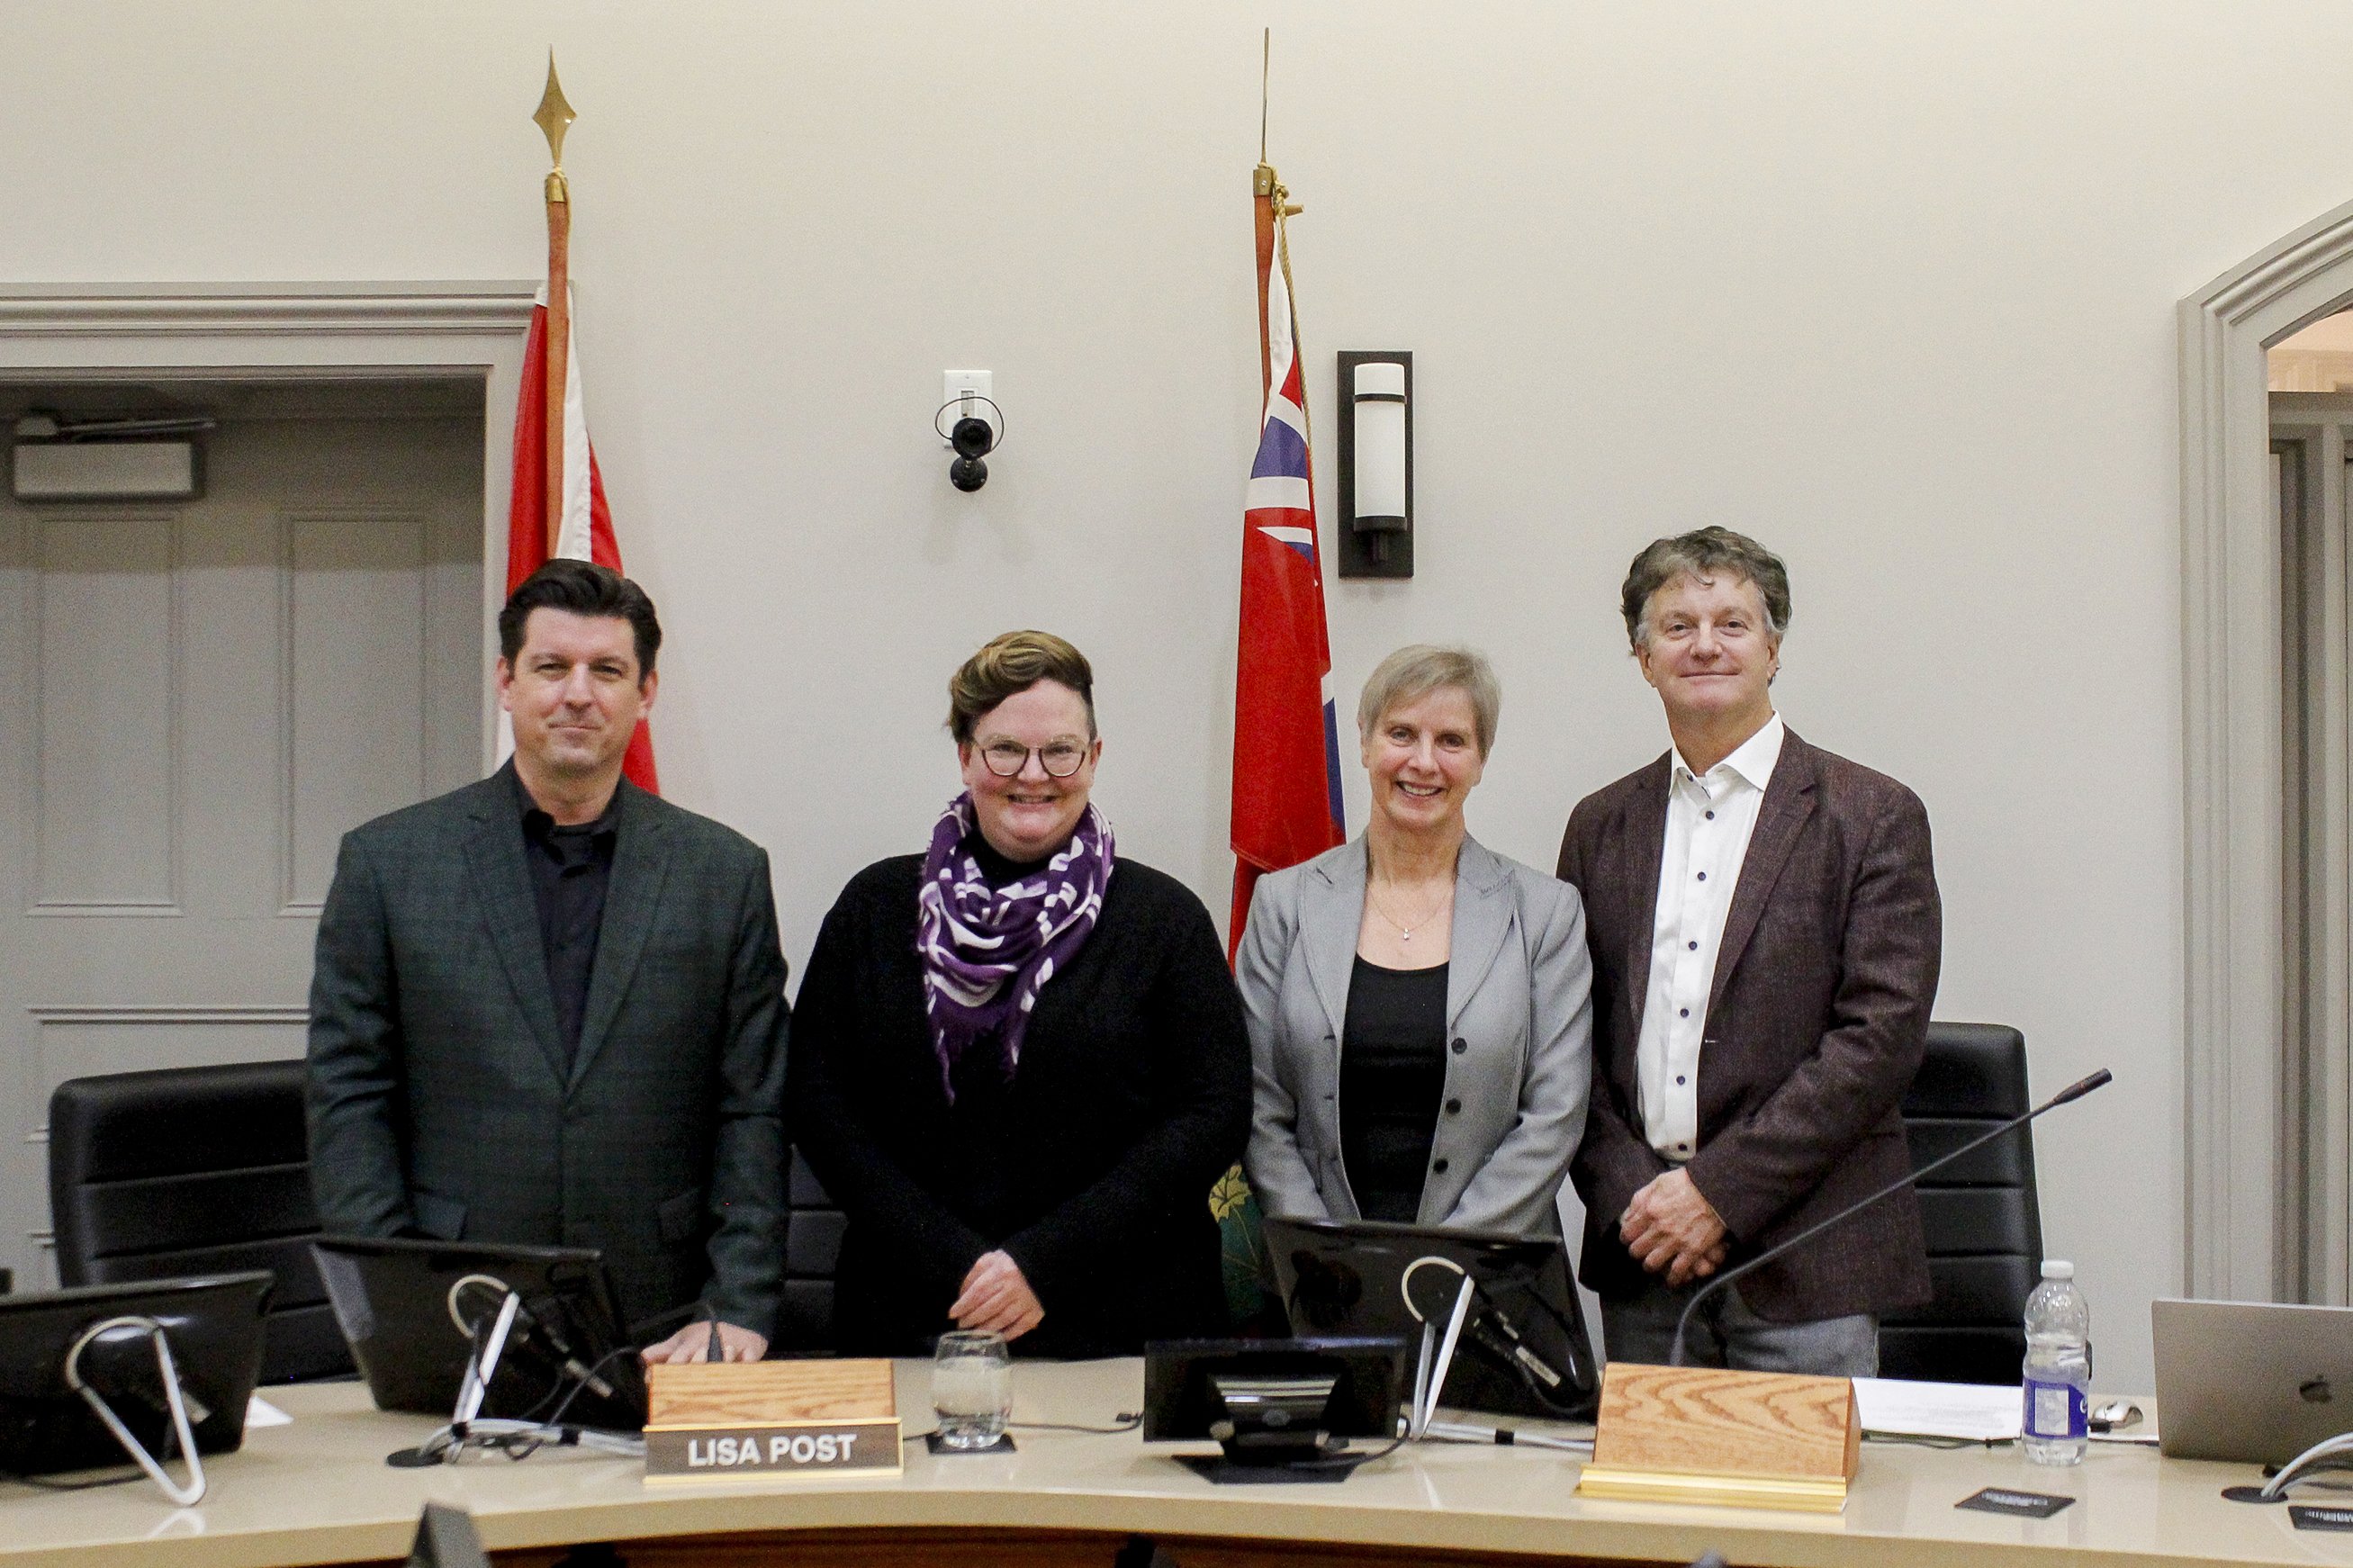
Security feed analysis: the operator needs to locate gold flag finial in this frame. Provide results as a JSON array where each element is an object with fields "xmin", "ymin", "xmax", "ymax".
[{"xmin": 534, "ymin": 52, "xmax": 575, "ymax": 199}]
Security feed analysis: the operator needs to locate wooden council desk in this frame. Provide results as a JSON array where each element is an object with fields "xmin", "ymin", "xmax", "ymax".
[{"xmin": 1, "ymin": 1359, "xmax": 2344, "ymax": 1568}]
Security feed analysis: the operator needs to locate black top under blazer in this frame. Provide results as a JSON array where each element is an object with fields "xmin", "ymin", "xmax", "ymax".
[
  {"xmin": 305, "ymin": 765, "xmax": 791, "ymax": 1339},
  {"xmin": 788, "ymin": 852, "xmax": 1251, "ymax": 1358}
]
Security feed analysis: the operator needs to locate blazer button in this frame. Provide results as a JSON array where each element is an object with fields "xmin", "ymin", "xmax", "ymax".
[
  {"xmin": 1445, "ymin": 1098, "xmax": 1463, "ymax": 1114},
  {"xmin": 1431, "ymin": 1158, "xmax": 1450, "ymax": 1174},
  {"xmin": 1450, "ymin": 1038, "xmax": 1467, "ymax": 1055}
]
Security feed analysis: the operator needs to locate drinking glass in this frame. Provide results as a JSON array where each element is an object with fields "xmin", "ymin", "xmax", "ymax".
[{"xmin": 932, "ymin": 1329, "xmax": 1013, "ymax": 1450}]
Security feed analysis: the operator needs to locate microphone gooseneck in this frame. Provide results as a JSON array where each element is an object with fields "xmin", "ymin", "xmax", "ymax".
[{"xmin": 1664, "ymin": 1067, "xmax": 2112, "ymax": 1367}]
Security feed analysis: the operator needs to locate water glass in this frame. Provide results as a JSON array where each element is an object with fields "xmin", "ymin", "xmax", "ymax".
[{"xmin": 932, "ymin": 1329, "xmax": 1013, "ymax": 1450}]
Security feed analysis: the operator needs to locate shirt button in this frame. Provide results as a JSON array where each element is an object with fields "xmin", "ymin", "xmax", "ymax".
[
  {"xmin": 1676, "ymin": 1143, "xmax": 1690, "ymax": 1154},
  {"xmin": 1706, "ymin": 811, "xmax": 1715, "ymax": 820},
  {"xmin": 1688, "ymin": 941, "xmax": 1698, "ymax": 951},
  {"xmin": 1680, "ymin": 1008, "xmax": 1690, "ymax": 1018},
  {"xmin": 1445, "ymin": 1098, "xmax": 1463, "ymax": 1115},
  {"xmin": 1431, "ymin": 1158, "xmax": 1450, "ymax": 1174},
  {"xmin": 1676, "ymin": 1076, "xmax": 1687, "ymax": 1086},
  {"xmin": 1450, "ymin": 1038, "xmax": 1467, "ymax": 1055}
]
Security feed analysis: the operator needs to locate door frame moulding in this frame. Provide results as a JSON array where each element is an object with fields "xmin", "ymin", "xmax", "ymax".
[
  {"xmin": 0, "ymin": 281, "xmax": 536, "ymax": 757},
  {"xmin": 2182, "ymin": 201, "xmax": 2353, "ymax": 1301}
]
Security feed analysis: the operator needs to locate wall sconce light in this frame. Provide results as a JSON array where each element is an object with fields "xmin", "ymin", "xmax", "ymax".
[{"xmin": 1336, "ymin": 352, "xmax": 1411, "ymax": 578}]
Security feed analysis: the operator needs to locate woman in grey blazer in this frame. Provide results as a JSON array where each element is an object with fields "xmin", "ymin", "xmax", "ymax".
[{"xmin": 1237, "ymin": 645, "xmax": 1593, "ymax": 1237}]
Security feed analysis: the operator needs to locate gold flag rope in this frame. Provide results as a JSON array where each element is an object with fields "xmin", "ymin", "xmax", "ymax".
[{"xmin": 533, "ymin": 54, "xmax": 576, "ymax": 556}]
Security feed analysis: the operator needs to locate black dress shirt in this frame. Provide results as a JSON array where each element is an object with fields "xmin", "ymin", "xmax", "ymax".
[
  {"xmin": 1339, "ymin": 957, "xmax": 1450, "ymax": 1223},
  {"xmin": 512, "ymin": 771, "xmax": 620, "ymax": 1062}
]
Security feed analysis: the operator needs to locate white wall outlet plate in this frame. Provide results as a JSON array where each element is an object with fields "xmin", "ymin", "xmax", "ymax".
[{"xmin": 942, "ymin": 370, "xmax": 994, "ymax": 446}]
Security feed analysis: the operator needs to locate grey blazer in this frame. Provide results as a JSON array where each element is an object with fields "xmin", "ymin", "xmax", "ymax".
[
  {"xmin": 1237, "ymin": 835, "xmax": 1593, "ymax": 1237},
  {"xmin": 305, "ymin": 765, "xmax": 790, "ymax": 1339}
]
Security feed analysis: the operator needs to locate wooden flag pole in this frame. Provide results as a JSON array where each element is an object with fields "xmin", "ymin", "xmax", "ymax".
[{"xmin": 534, "ymin": 55, "xmax": 577, "ymax": 557}]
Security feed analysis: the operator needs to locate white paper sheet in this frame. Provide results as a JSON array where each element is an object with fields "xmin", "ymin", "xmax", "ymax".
[
  {"xmin": 245, "ymin": 1394, "xmax": 292, "ymax": 1428},
  {"xmin": 1852, "ymin": 1376, "xmax": 2021, "ymax": 1441}
]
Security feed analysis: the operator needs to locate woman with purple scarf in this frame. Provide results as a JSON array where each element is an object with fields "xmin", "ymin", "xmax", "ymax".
[{"xmin": 788, "ymin": 632, "xmax": 1250, "ymax": 1356}]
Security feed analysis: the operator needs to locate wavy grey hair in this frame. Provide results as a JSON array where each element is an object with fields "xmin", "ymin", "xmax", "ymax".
[
  {"xmin": 1620, "ymin": 527, "xmax": 1791, "ymax": 649},
  {"xmin": 1356, "ymin": 644, "xmax": 1501, "ymax": 758}
]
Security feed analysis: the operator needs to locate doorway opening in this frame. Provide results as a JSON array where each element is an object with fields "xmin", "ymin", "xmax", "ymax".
[
  {"xmin": 2270, "ymin": 314, "xmax": 2353, "ymax": 1304},
  {"xmin": 0, "ymin": 374, "xmax": 490, "ymax": 1291}
]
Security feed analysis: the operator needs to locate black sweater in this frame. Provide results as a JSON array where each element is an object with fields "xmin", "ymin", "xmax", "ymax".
[{"xmin": 787, "ymin": 852, "xmax": 1250, "ymax": 1356}]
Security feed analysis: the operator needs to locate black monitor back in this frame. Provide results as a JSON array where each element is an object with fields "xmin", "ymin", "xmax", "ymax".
[
  {"xmin": 0, "ymin": 1272, "xmax": 272, "ymax": 1477},
  {"xmin": 310, "ymin": 1235, "xmax": 643, "ymax": 1428},
  {"xmin": 1264, "ymin": 1215, "xmax": 1598, "ymax": 1421},
  {"xmin": 1141, "ymin": 1336, "xmax": 1406, "ymax": 1443}
]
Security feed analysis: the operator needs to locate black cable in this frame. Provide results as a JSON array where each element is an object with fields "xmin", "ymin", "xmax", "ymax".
[
  {"xmin": 1863, "ymin": 1432, "xmax": 2011, "ymax": 1450},
  {"xmin": 1010, "ymin": 1413, "xmax": 1142, "ymax": 1435},
  {"xmin": 543, "ymin": 1346, "xmax": 643, "ymax": 1428},
  {"xmin": 0, "ymin": 1467, "xmax": 147, "ymax": 1492},
  {"xmin": 1291, "ymin": 1432, "xmax": 1409, "ymax": 1471}
]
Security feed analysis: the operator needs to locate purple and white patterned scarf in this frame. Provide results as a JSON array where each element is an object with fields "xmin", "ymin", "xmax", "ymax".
[{"xmin": 915, "ymin": 791, "xmax": 1114, "ymax": 1102}]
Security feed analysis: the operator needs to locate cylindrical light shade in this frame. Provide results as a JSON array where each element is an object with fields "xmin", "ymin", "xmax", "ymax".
[{"xmin": 1351, "ymin": 360, "xmax": 1408, "ymax": 524}]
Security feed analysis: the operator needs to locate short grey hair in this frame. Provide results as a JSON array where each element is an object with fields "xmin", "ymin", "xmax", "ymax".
[
  {"xmin": 1356, "ymin": 644, "xmax": 1501, "ymax": 757},
  {"xmin": 1620, "ymin": 527, "xmax": 1791, "ymax": 649}
]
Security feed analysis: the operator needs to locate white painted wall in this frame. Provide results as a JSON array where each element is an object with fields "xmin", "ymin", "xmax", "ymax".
[{"xmin": 11, "ymin": 0, "xmax": 2343, "ymax": 1388}]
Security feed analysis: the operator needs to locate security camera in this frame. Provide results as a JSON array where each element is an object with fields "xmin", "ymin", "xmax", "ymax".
[{"xmin": 949, "ymin": 415, "xmax": 995, "ymax": 491}]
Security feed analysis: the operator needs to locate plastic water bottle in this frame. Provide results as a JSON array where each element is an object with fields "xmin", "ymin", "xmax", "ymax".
[{"xmin": 2022, "ymin": 1259, "xmax": 2090, "ymax": 1465}]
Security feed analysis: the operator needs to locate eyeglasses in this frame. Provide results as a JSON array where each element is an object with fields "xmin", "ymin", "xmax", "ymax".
[{"xmin": 978, "ymin": 740, "xmax": 1091, "ymax": 779}]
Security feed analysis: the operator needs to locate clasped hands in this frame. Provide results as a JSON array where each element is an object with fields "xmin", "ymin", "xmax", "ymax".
[
  {"xmin": 950, "ymin": 1248, "xmax": 1044, "ymax": 1339},
  {"xmin": 1620, "ymin": 1167, "xmax": 1728, "ymax": 1288}
]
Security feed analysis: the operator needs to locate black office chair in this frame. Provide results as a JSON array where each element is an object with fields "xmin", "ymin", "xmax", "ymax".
[
  {"xmin": 777, "ymin": 1148, "xmax": 846, "ymax": 1352},
  {"xmin": 1878, "ymin": 1022, "xmax": 2045, "ymax": 1385},
  {"xmin": 48, "ymin": 1059, "xmax": 353, "ymax": 1383}
]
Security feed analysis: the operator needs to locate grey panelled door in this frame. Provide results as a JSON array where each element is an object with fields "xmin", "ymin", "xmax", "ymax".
[{"xmin": 0, "ymin": 400, "xmax": 483, "ymax": 1290}]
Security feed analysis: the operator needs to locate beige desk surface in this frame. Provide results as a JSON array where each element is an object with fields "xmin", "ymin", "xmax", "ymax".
[{"xmin": 0, "ymin": 1360, "xmax": 2341, "ymax": 1568}]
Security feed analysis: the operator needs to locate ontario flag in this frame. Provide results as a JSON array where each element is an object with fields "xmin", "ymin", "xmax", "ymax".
[
  {"xmin": 502, "ymin": 285, "xmax": 659, "ymax": 793},
  {"xmin": 1230, "ymin": 200, "xmax": 1345, "ymax": 946}
]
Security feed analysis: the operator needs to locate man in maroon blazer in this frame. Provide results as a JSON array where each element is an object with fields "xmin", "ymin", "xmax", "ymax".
[{"xmin": 1556, "ymin": 527, "xmax": 1939, "ymax": 1375}]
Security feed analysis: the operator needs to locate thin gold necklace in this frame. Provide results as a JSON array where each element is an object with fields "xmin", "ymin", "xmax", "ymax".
[{"xmin": 1368, "ymin": 883, "xmax": 1451, "ymax": 943}]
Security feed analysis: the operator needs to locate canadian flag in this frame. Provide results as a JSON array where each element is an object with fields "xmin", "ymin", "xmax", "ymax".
[{"xmin": 501, "ymin": 286, "xmax": 659, "ymax": 793}]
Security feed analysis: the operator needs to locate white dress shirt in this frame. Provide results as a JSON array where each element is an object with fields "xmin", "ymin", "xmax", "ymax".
[{"xmin": 1636, "ymin": 712, "xmax": 1785, "ymax": 1161}]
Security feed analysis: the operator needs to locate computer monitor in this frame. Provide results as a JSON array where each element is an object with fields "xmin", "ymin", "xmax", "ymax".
[
  {"xmin": 0, "ymin": 1272, "xmax": 272, "ymax": 1480},
  {"xmin": 1262, "ymin": 1215, "xmax": 1599, "ymax": 1423},
  {"xmin": 311, "ymin": 1235, "xmax": 644, "ymax": 1430},
  {"xmin": 1142, "ymin": 1336, "xmax": 1408, "ymax": 1482}
]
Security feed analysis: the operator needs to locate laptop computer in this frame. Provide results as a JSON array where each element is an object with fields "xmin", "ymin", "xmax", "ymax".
[
  {"xmin": 2154, "ymin": 1297, "xmax": 2353, "ymax": 1464},
  {"xmin": 311, "ymin": 1235, "xmax": 645, "ymax": 1429},
  {"xmin": 1262, "ymin": 1214, "xmax": 1599, "ymax": 1422},
  {"xmin": 0, "ymin": 1272, "xmax": 273, "ymax": 1478}
]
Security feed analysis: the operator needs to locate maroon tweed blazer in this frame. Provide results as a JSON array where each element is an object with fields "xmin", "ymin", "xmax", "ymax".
[{"xmin": 1555, "ymin": 728, "xmax": 1940, "ymax": 1323}]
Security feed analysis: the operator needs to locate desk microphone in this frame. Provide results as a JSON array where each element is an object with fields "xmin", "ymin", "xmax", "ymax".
[
  {"xmin": 1667, "ymin": 1068, "xmax": 2112, "ymax": 1367},
  {"xmin": 452, "ymin": 1278, "xmax": 617, "ymax": 1400}
]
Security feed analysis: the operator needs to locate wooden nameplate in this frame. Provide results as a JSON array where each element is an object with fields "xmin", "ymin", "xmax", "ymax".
[
  {"xmin": 643, "ymin": 1359, "xmax": 901, "ymax": 1482},
  {"xmin": 1574, "ymin": 1361, "xmax": 1859, "ymax": 1513}
]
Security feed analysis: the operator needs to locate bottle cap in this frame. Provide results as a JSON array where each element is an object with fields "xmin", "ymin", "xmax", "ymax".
[{"xmin": 2041, "ymin": 1259, "xmax": 2074, "ymax": 1281}]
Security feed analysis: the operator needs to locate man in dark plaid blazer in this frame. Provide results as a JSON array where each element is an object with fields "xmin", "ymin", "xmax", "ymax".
[{"xmin": 306, "ymin": 561, "xmax": 788, "ymax": 1364}]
